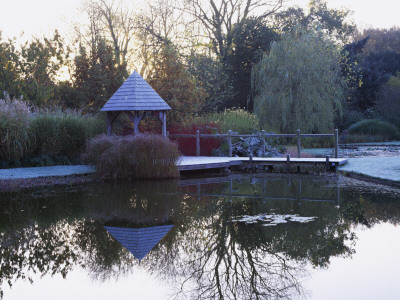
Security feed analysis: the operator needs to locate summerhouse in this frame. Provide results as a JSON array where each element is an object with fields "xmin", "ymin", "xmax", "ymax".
[{"xmin": 101, "ymin": 71, "xmax": 171, "ymax": 136}]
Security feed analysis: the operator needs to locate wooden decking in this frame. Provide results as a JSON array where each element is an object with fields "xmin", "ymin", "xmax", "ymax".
[{"xmin": 178, "ymin": 156, "xmax": 348, "ymax": 172}]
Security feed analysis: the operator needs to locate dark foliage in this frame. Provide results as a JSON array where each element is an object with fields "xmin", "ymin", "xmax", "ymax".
[
  {"xmin": 353, "ymin": 51, "xmax": 400, "ymax": 111},
  {"xmin": 356, "ymin": 27, "xmax": 400, "ymax": 55},
  {"xmin": 273, "ymin": 0, "xmax": 356, "ymax": 43},
  {"xmin": 71, "ymin": 40, "xmax": 126, "ymax": 112},
  {"xmin": 376, "ymin": 80, "xmax": 400, "ymax": 128},
  {"xmin": 0, "ymin": 31, "xmax": 67, "ymax": 106},
  {"xmin": 226, "ymin": 18, "xmax": 279, "ymax": 111},
  {"xmin": 343, "ymin": 36, "xmax": 369, "ymax": 57},
  {"xmin": 187, "ymin": 54, "xmax": 234, "ymax": 113},
  {"xmin": 147, "ymin": 44, "xmax": 206, "ymax": 126}
]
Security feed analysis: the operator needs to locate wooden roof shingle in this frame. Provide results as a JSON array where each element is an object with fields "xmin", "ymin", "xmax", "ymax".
[{"xmin": 101, "ymin": 71, "xmax": 171, "ymax": 112}]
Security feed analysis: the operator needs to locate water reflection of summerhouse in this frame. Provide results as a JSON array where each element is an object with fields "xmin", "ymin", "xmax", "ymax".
[
  {"xmin": 86, "ymin": 182, "xmax": 179, "ymax": 261},
  {"xmin": 105, "ymin": 225, "xmax": 173, "ymax": 261}
]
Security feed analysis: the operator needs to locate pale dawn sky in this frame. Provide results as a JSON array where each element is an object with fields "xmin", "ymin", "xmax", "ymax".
[{"xmin": 0, "ymin": 0, "xmax": 399, "ymax": 41}]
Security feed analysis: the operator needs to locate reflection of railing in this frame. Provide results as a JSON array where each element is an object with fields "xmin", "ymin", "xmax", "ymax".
[
  {"xmin": 168, "ymin": 129, "xmax": 339, "ymax": 158},
  {"xmin": 179, "ymin": 175, "xmax": 340, "ymax": 204}
]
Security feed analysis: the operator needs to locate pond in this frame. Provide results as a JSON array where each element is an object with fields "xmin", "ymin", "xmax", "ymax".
[{"xmin": 1, "ymin": 174, "xmax": 400, "ymax": 300}]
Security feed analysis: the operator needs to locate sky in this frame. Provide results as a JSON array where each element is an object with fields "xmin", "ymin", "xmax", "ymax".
[
  {"xmin": 0, "ymin": 0, "xmax": 400, "ymax": 41},
  {"xmin": 0, "ymin": 0, "xmax": 83, "ymax": 41}
]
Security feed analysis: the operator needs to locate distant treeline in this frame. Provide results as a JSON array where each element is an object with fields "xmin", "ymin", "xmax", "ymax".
[{"xmin": 1, "ymin": 0, "xmax": 400, "ymax": 132}]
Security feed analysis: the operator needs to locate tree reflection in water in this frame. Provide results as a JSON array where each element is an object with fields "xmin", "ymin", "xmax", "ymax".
[
  {"xmin": 151, "ymin": 198, "xmax": 310, "ymax": 299},
  {"xmin": 1, "ymin": 175, "xmax": 400, "ymax": 299}
]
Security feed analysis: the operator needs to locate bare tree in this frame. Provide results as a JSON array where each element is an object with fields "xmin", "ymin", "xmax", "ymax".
[
  {"xmin": 76, "ymin": 0, "xmax": 136, "ymax": 69},
  {"xmin": 133, "ymin": 0, "xmax": 194, "ymax": 76},
  {"xmin": 180, "ymin": 0, "xmax": 285, "ymax": 61}
]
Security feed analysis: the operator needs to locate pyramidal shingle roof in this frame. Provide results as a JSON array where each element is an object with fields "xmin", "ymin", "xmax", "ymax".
[
  {"xmin": 105, "ymin": 225, "xmax": 174, "ymax": 260},
  {"xmin": 101, "ymin": 71, "xmax": 171, "ymax": 112}
]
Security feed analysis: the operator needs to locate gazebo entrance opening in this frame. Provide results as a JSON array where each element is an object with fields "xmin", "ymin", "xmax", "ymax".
[{"xmin": 106, "ymin": 110, "xmax": 167, "ymax": 136}]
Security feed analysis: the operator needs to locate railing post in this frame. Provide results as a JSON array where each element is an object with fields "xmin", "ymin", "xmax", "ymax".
[
  {"xmin": 228, "ymin": 130, "xmax": 232, "ymax": 157},
  {"xmin": 326, "ymin": 155, "xmax": 330, "ymax": 172},
  {"xmin": 261, "ymin": 130, "xmax": 266, "ymax": 157},
  {"xmin": 197, "ymin": 183, "xmax": 201, "ymax": 201},
  {"xmin": 287, "ymin": 154, "xmax": 290, "ymax": 172},
  {"xmin": 196, "ymin": 130, "xmax": 200, "ymax": 156},
  {"xmin": 335, "ymin": 129, "xmax": 339, "ymax": 158},
  {"xmin": 297, "ymin": 129, "xmax": 301, "ymax": 158}
]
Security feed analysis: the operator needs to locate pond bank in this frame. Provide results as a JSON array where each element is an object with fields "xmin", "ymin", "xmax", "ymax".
[
  {"xmin": 0, "ymin": 165, "xmax": 97, "ymax": 192},
  {"xmin": 1, "ymin": 156, "xmax": 399, "ymax": 192},
  {"xmin": 0, "ymin": 174, "xmax": 97, "ymax": 192}
]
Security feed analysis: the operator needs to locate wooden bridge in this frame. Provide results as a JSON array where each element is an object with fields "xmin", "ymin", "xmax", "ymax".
[
  {"xmin": 177, "ymin": 156, "xmax": 348, "ymax": 172},
  {"xmin": 170, "ymin": 129, "xmax": 347, "ymax": 173}
]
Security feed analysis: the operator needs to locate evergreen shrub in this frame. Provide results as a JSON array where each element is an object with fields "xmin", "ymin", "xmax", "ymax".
[{"xmin": 347, "ymin": 119, "xmax": 400, "ymax": 141}]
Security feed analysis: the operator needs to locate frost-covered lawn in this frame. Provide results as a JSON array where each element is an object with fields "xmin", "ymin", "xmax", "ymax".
[
  {"xmin": 303, "ymin": 144, "xmax": 400, "ymax": 158},
  {"xmin": 0, "ymin": 165, "xmax": 96, "ymax": 179},
  {"xmin": 342, "ymin": 141, "xmax": 400, "ymax": 146},
  {"xmin": 339, "ymin": 157, "xmax": 400, "ymax": 182}
]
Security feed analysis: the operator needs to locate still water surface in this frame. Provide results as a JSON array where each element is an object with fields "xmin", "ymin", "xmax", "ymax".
[{"xmin": 1, "ymin": 174, "xmax": 400, "ymax": 300}]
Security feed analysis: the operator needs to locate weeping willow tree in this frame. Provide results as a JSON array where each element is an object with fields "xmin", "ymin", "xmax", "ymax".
[{"xmin": 252, "ymin": 28, "xmax": 346, "ymax": 133}]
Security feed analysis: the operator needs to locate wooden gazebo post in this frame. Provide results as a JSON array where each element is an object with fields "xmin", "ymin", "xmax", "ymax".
[
  {"xmin": 101, "ymin": 71, "xmax": 171, "ymax": 136},
  {"xmin": 158, "ymin": 111, "xmax": 167, "ymax": 137}
]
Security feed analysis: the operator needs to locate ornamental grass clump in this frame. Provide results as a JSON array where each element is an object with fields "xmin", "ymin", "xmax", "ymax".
[
  {"xmin": 0, "ymin": 97, "xmax": 32, "ymax": 161},
  {"xmin": 83, "ymin": 134, "xmax": 118, "ymax": 165},
  {"xmin": 84, "ymin": 134, "xmax": 180, "ymax": 180},
  {"xmin": 132, "ymin": 134, "xmax": 180, "ymax": 179}
]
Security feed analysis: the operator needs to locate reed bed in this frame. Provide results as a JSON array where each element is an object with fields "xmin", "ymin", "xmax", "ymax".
[
  {"xmin": 0, "ymin": 98, "xmax": 32, "ymax": 161},
  {"xmin": 29, "ymin": 109, "xmax": 104, "ymax": 158},
  {"xmin": 0, "ymin": 97, "xmax": 105, "ymax": 166},
  {"xmin": 84, "ymin": 134, "xmax": 180, "ymax": 180}
]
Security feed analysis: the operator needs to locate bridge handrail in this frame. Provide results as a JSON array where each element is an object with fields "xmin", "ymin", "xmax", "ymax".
[{"xmin": 167, "ymin": 129, "xmax": 339, "ymax": 158}]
